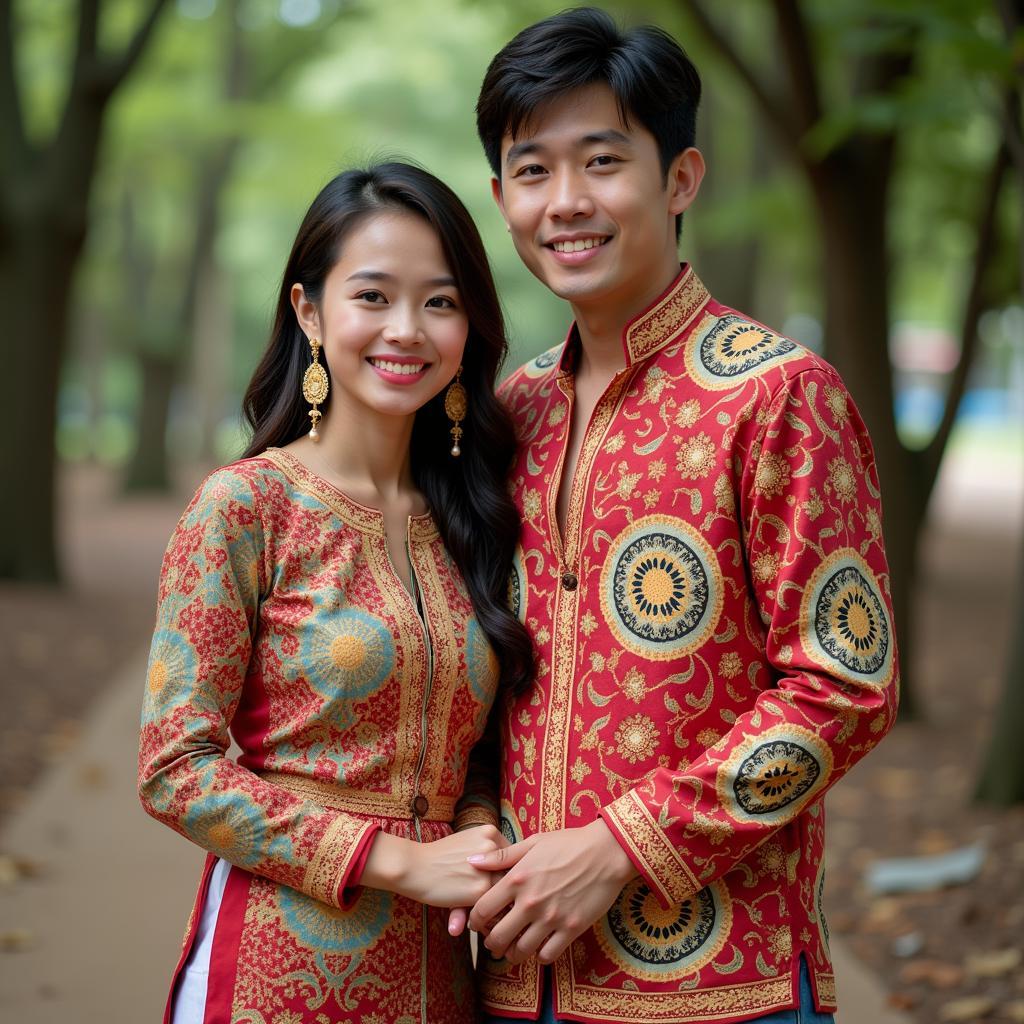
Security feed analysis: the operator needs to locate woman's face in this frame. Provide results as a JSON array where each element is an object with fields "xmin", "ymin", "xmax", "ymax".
[{"xmin": 294, "ymin": 210, "xmax": 468, "ymax": 425}]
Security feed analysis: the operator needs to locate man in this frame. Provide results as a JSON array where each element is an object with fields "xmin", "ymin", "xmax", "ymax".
[{"xmin": 459, "ymin": 8, "xmax": 898, "ymax": 1023}]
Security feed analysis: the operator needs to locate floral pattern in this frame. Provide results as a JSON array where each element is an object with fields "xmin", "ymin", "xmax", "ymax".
[
  {"xmin": 139, "ymin": 449, "xmax": 494, "ymax": 1023},
  {"xmin": 485, "ymin": 265, "xmax": 898, "ymax": 1022}
]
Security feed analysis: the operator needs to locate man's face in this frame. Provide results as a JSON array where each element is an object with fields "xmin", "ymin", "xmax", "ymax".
[{"xmin": 494, "ymin": 83, "xmax": 695, "ymax": 315}]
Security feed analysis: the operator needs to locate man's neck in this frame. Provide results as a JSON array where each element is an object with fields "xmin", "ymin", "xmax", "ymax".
[{"xmin": 569, "ymin": 260, "xmax": 683, "ymax": 381}]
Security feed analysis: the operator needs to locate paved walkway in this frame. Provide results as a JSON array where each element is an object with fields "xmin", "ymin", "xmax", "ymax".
[{"xmin": 0, "ymin": 649, "xmax": 909, "ymax": 1021}]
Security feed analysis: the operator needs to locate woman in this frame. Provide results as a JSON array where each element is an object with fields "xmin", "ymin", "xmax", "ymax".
[{"xmin": 139, "ymin": 162, "xmax": 533, "ymax": 1024}]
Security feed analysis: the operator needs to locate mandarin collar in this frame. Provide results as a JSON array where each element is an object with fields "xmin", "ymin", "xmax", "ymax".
[{"xmin": 556, "ymin": 264, "xmax": 711, "ymax": 376}]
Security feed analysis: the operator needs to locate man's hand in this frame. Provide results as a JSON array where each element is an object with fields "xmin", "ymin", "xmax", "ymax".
[
  {"xmin": 446, "ymin": 826, "xmax": 512, "ymax": 937},
  {"xmin": 465, "ymin": 818, "xmax": 638, "ymax": 965}
]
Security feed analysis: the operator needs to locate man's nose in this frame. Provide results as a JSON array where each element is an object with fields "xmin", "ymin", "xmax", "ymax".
[{"xmin": 547, "ymin": 169, "xmax": 595, "ymax": 221}]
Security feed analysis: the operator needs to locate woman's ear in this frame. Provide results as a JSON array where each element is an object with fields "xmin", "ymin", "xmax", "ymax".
[{"xmin": 291, "ymin": 283, "xmax": 320, "ymax": 340}]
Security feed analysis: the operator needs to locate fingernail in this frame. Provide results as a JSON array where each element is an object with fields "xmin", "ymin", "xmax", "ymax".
[
  {"xmin": 448, "ymin": 923, "xmax": 457, "ymax": 934},
  {"xmin": 467, "ymin": 854, "xmax": 486, "ymax": 864}
]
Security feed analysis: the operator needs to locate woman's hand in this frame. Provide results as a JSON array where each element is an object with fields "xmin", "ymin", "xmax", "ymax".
[{"xmin": 362, "ymin": 825, "xmax": 505, "ymax": 908}]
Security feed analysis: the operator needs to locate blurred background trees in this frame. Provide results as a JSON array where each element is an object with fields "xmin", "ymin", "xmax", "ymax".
[{"xmin": 0, "ymin": 0, "xmax": 1021, "ymax": 794}]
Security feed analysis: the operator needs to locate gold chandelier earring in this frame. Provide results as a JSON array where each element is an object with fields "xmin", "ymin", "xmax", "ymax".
[
  {"xmin": 302, "ymin": 336, "xmax": 329, "ymax": 441},
  {"xmin": 444, "ymin": 367, "xmax": 467, "ymax": 457}
]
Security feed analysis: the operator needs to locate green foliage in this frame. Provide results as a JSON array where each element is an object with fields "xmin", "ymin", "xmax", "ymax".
[{"xmin": 19, "ymin": 0, "xmax": 1014, "ymax": 464}]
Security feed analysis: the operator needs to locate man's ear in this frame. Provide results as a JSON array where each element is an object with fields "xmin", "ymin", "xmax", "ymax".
[
  {"xmin": 668, "ymin": 147, "xmax": 705, "ymax": 217},
  {"xmin": 491, "ymin": 176, "xmax": 510, "ymax": 230}
]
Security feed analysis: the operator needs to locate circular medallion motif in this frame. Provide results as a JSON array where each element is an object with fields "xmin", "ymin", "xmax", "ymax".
[
  {"xmin": 802, "ymin": 550, "xmax": 893, "ymax": 689},
  {"xmin": 519, "ymin": 345, "xmax": 563, "ymax": 380},
  {"xmin": 686, "ymin": 314, "xmax": 800, "ymax": 391},
  {"xmin": 499, "ymin": 800, "xmax": 523, "ymax": 846},
  {"xmin": 600, "ymin": 515, "xmax": 722, "ymax": 660},
  {"xmin": 465, "ymin": 618, "xmax": 499, "ymax": 705},
  {"xmin": 301, "ymin": 607, "xmax": 394, "ymax": 699},
  {"xmin": 733, "ymin": 740, "xmax": 821, "ymax": 815},
  {"xmin": 508, "ymin": 546, "xmax": 526, "ymax": 623},
  {"xmin": 146, "ymin": 627, "xmax": 197, "ymax": 712},
  {"xmin": 719, "ymin": 725, "xmax": 833, "ymax": 826},
  {"xmin": 183, "ymin": 791, "xmax": 275, "ymax": 868},
  {"xmin": 278, "ymin": 881, "xmax": 392, "ymax": 954},
  {"xmin": 597, "ymin": 878, "xmax": 731, "ymax": 980}
]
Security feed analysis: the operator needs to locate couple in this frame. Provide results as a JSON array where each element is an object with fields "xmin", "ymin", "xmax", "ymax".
[{"xmin": 139, "ymin": 9, "xmax": 898, "ymax": 1024}]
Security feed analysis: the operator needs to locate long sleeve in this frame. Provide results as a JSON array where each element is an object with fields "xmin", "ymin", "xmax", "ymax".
[
  {"xmin": 138, "ymin": 468, "xmax": 379, "ymax": 907},
  {"xmin": 599, "ymin": 367, "xmax": 898, "ymax": 907}
]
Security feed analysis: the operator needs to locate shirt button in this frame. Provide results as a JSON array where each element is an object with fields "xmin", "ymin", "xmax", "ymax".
[
  {"xmin": 561, "ymin": 571, "xmax": 578, "ymax": 591},
  {"xmin": 411, "ymin": 794, "xmax": 430, "ymax": 818}
]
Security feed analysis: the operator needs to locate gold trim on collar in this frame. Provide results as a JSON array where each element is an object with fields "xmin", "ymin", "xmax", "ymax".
[
  {"xmin": 552, "ymin": 265, "xmax": 711, "ymax": 376},
  {"xmin": 623, "ymin": 264, "xmax": 710, "ymax": 366},
  {"xmin": 259, "ymin": 447, "xmax": 439, "ymax": 542}
]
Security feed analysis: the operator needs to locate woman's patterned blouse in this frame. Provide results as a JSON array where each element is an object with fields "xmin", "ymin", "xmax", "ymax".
[
  {"xmin": 138, "ymin": 447, "xmax": 498, "ymax": 1023},
  {"xmin": 479, "ymin": 266, "xmax": 899, "ymax": 1023}
]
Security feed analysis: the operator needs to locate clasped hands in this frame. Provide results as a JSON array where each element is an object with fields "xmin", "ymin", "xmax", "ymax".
[{"xmin": 447, "ymin": 818, "xmax": 637, "ymax": 966}]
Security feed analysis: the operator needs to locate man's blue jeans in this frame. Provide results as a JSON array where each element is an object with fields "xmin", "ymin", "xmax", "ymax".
[{"xmin": 481, "ymin": 957, "xmax": 835, "ymax": 1024}]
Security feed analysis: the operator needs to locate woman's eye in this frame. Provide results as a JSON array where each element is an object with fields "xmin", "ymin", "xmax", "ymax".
[
  {"xmin": 359, "ymin": 290, "xmax": 386, "ymax": 303},
  {"xmin": 427, "ymin": 296, "xmax": 456, "ymax": 309}
]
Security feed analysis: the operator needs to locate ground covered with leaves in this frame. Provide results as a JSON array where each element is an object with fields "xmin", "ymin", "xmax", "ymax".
[{"xmin": 826, "ymin": 503, "xmax": 1024, "ymax": 1024}]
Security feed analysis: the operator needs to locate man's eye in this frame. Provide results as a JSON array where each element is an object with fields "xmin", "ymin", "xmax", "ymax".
[
  {"xmin": 516, "ymin": 164, "xmax": 546, "ymax": 177},
  {"xmin": 590, "ymin": 155, "xmax": 619, "ymax": 167}
]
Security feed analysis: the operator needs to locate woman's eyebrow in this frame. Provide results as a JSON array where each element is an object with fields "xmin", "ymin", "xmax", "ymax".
[{"xmin": 346, "ymin": 270, "xmax": 457, "ymax": 288}]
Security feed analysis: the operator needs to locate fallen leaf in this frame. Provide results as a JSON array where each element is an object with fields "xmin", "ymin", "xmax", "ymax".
[
  {"xmin": 861, "ymin": 898, "xmax": 911, "ymax": 935},
  {"xmin": 1003, "ymin": 1000, "xmax": 1024, "ymax": 1023},
  {"xmin": 0, "ymin": 854, "xmax": 43, "ymax": 886},
  {"xmin": 966, "ymin": 948, "xmax": 1022, "ymax": 978},
  {"xmin": 43, "ymin": 719, "xmax": 81, "ymax": 757},
  {"xmin": 874, "ymin": 767, "xmax": 918, "ymax": 800},
  {"xmin": 887, "ymin": 991, "xmax": 919, "ymax": 1011},
  {"xmin": 898, "ymin": 959, "xmax": 965, "ymax": 989},
  {"xmin": 939, "ymin": 996, "xmax": 996, "ymax": 1021},
  {"xmin": 916, "ymin": 829, "xmax": 957, "ymax": 855},
  {"xmin": 0, "ymin": 929, "xmax": 34, "ymax": 953},
  {"xmin": 0, "ymin": 855, "xmax": 18, "ymax": 886},
  {"xmin": 76, "ymin": 762, "xmax": 109, "ymax": 790}
]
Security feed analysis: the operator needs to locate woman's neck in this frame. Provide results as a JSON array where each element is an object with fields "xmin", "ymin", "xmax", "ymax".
[{"xmin": 290, "ymin": 400, "xmax": 418, "ymax": 506}]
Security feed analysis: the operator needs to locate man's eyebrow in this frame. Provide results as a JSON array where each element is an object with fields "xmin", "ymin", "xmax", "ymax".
[
  {"xmin": 579, "ymin": 129, "xmax": 633, "ymax": 148},
  {"xmin": 345, "ymin": 270, "xmax": 457, "ymax": 288},
  {"xmin": 505, "ymin": 129, "xmax": 634, "ymax": 166},
  {"xmin": 505, "ymin": 140, "xmax": 542, "ymax": 166}
]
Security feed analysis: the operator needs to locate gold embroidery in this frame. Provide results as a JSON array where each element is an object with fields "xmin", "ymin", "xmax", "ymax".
[
  {"xmin": 625, "ymin": 266, "xmax": 710, "ymax": 365},
  {"xmin": 258, "ymin": 771, "xmax": 457, "ymax": 821},
  {"xmin": 261, "ymin": 447, "xmax": 438, "ymax": 541},
  {"xmin": 602, "ymin": 790, "xmax": 701, "ymax": 905},
  {"xmin": 554, "ymin": 956, "xmax": 794, "ymax": 1021},
  {"xmin": 303, "ymin": 814, "xmax": 375, "ymax": 907},
  {"xmin": 815, "ymin": 971, "xmax": 837, "ymax": 1006}
]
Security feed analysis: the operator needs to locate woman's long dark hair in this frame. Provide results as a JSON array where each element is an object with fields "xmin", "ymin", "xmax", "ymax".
[{"xmin": 242, "ymin": 162, "xmax": 533, "ymax": 696}]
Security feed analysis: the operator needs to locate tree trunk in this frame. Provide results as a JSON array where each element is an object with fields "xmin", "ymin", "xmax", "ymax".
[
  {"xmin": 807, "ymin": 147, "xmax": 927, "ymax": 718},
  {"xmin": 0, "ymin": 213, "xmax": 88, "ymax": 581},
  {"xmin": 122, "ymin": 350, "xmax": 177, "ymax": 491},
  {"xmin": 0, "ymin": 0, "xmax": 170, "ymax": 581},
  {"xmin": 974, "ymin": 536, "xmax": 1024, "ymax": 805}
]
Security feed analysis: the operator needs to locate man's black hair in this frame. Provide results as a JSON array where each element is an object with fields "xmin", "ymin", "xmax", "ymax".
[{"xmin": 476, "ymin": 7, "xmax": 701, "ymax": 239}]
